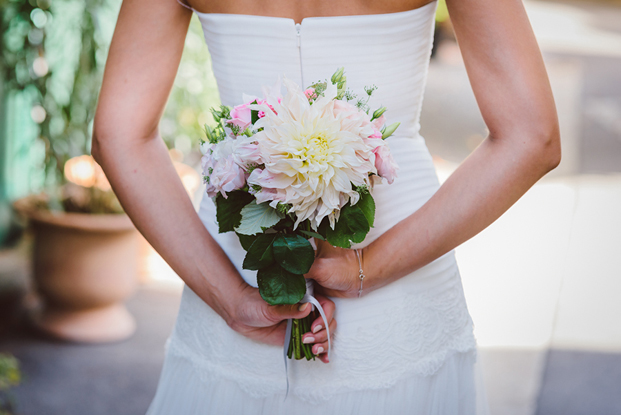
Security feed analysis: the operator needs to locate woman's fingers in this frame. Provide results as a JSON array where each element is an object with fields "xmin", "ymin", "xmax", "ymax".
[
  {"xmin": 310, "ymin": 293, "xmax": 335, "ymax": 332},
  {"xmin": 309, "ymin": 318, "xmax": 337, "ymax": 363},
  {"xmin": 262, "ymin": 302, "xmax": 312, "ymax": 325},
  {"xmin": 303, "ymin": 317, "xmax": 336, "ymax": 344}
]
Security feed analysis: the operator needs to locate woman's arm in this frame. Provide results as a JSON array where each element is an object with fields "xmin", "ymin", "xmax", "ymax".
[
  {"xmin": 92, "ymin": 0, "xmax": 333, "ymax": 353},
  {"xmin": 308, "ymin": 0, "xmax": 561, "ymax": 297}
]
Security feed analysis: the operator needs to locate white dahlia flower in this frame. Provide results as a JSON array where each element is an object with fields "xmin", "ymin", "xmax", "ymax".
[{"xmin": 248, "ymin": 78, "xmax": 376, "ymax": 229}]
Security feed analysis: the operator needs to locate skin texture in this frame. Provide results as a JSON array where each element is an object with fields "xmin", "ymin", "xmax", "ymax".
[{"xmin": 92, "ymin": 0, "xmax": 560, "ymax": 362}]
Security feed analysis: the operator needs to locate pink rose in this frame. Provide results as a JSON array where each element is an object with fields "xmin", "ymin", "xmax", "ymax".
[
  {"xmin": 234, "ymin": 138, "xmax": 261, "ymax": 168},
  {"xmin": 228, "ymin": 101, "xmax": 254, "ymax": 132},
  {"xmin": 373, "ymin": 142, "xmax": 398, "ymax": 184},
  {"xmin": 201, "ymin": 143, "xmax": 246, "ymax": 198},
  {"xmin": 371, "ymin": 114, "xmax": 386, "ymax": 131}
]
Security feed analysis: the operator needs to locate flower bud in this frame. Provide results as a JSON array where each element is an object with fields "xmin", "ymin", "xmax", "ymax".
[
  {"xmin": 371, "ymin": 107, "xmax": 387, "ymax": 121},
  {"xmin": 331, "ymin": 67, "xmax": 345, "ymax": 84},
  {"xmin": 381, "ymin": 122, "xmax": 400, "ymax": 139},
  {"xmin": 210, "ymin": 108, "xmax": 221, "ymax": 123}
]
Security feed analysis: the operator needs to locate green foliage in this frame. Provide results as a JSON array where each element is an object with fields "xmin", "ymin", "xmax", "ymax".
[
  {"xmin": 0, "ymin": 354, "xmax": 20, "ymax": 391},
  {"xmin": 298, "ymin": 229, "xmax": 325, "ymax": 240},
  {"xmin": 235, "ymin": 200, "xmax": 284, "ymax": 236},
  {"xmin": 436, "ymin": 0, "xmax": 449, "ymax": 23},
  {"xmin": 0, "ymin": 353, "xmax": 20, "ymax": 415},
  {"xmin": 323, "ymin": 203, "xmax": 370, "ymax": 248},
  {"xmin": 356, "ymin": 190, "xmax": 375, "ymax": 228},
  {"xmin": 161, "ymin": 16, "xmax": 220, "ymax": 154},
  {"xmin": 242, "ymin": 233, "xmax": 276, "ymax": 270},
  {"xmin": 215, "ymin": 191, "xmax": 255, "ymax": 233},
  {"xmin": 318, "ymin": 192, "xmax": 376, "ymax": 248},
  {"xmin": 1, "ymin": 0, "xmax": 121, "ymax": 186},
  {"xmin": 257, "ymin": 263, "xmax": 306, "ymax": 305},
  {"xmin": 272, "ymin": 234, "xmax": 314, "ymax": 274},
  {"xmin": 236, "ymin": 232, "xmax": 258, "ymax": 250}
]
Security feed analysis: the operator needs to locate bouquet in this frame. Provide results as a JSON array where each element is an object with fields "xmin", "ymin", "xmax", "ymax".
[{"xmin": 201, "ymin": 68, "xmax": 399, "ymax": 360}]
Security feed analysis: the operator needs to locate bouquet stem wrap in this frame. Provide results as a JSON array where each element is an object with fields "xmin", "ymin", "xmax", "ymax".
[{"xmin": 283, "ymin": 279, "xmax": 331, "ymax": 397}]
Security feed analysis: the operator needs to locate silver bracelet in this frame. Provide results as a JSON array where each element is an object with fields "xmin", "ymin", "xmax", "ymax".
[{"xmin": 354, "ymin": 249, "xmax": 365, "ymax": 298}]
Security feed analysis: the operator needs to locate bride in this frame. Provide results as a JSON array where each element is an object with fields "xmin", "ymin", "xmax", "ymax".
[{"xmin": 92, "ymin": 0, "xmax": 560, "ymax": 413}]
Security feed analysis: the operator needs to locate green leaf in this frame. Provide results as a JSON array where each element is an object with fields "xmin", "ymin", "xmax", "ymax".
[
  {"xmin": 326, "ymin": 204, "xmax": 370, "ymax": 248},
  {"xmin": 355, "ymin": 191, "xmax": 376, "ymax": 228},
  {"xmin": 236, "ymin": 233, "xmax": 258, "ymax": 251},
  {"xmin": 298, "ymin": 230, "xmax": 325, "ymax": 241},
  {"xmin": 235, "ymin": 201, "xmax": 285, "ymax": 236},
  {"xmin": 242, "ymin": 234, "xmax": 277, "ymax": 270},
  {"xmin": 250, "ymin": 100, "xmax": 260, "ymax": 125},
  {"xmin": 257, "ymin": 264, "xmax": 306, "ymax": 305},
  {"xmin": 215, "ymin": 191, "xmax": 255, "ymax": 233},
  {"xmin": 272, "ymin": 234, "xmax": 315, "ymax": 274}
]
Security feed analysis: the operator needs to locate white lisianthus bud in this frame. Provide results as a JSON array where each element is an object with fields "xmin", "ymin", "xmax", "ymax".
[
  {"xmin": 331, "ymin": 67, "xmax": 345, "ymax": 84},
  {"xmin": 371, "ymin": 107, "xmax": 387, "ymax": 121},
  {"xmin": 381, "ymin": 122, "xmax": 400, "ymax": 139}
]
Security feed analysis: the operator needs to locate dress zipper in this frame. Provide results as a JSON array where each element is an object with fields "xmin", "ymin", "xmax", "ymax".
[{"xmin": 295, "ymin": 23, "xmax": 304, "ymax": 86}]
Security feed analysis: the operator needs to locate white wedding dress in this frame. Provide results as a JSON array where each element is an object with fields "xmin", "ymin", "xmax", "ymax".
[{"xmin": 148, "ymin": 1, "xmax": 489, "ymax": 413}]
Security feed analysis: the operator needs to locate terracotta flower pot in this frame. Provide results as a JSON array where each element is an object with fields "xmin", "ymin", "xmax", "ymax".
[{"xmin": 14, "ymin": 199, "xmax": 139, "ymax": 343}]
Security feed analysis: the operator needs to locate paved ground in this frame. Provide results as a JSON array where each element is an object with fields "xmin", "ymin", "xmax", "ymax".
[
  {"xmin": 0, "ymin": 287, "xmax": 181, "ymax": 415},
  {"xmin": 1, "ymin": 1, "xmax": 621, "ymax": 414}
]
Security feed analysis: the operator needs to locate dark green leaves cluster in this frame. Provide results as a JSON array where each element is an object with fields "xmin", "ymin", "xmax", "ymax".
[
  {"xmin": 215, "ymin": 191, "xmax": 255, "ymax": 233},
  {"xmin": 242, "ymin": 234, "xmax": 314, "ymax": 305},
  {"xmin": 317, "ymin": 191, "xmax": 375, "ymax": 249},
  {"xmin": 215, "ymin": 188, "xmax": 377, "ymax": 305}
]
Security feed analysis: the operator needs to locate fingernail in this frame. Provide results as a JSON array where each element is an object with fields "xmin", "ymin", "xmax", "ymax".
[
  {"xmin": 316, "ymin": 346, "xmax": 324, "ymax": 354},
  {"xmin": 312, "ymin": 325, "xmax": 322, "ymax": 334},
  {"xmin": 303, "ymin": 337, "xmax": 315, "ymax": 344},
  {"xmin": 298, "ymin": 303, "xmax": 309, "ymax": 311}
]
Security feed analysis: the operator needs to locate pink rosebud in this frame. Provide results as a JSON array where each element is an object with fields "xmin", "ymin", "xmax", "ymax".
[
  {"xmin": 373, "ymin": 142, "xmax": 398, "ymax": 184},
  {"xmin": 228, "ymin": 101, "xmax": 254, "ymax": 131}
]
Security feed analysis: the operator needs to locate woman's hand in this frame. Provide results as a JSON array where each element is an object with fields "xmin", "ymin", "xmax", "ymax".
[
  {"xmin": 229, "ymin": 284, "xmax": 336, "ymax": 363},
  {"xmin": 305, "ymin": 240, "xmax": 363, "ymax": 298}
]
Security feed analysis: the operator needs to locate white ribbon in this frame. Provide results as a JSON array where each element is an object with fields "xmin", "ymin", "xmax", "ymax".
[{"xmin": 283, "ymin": 279, "xmax": 331, "ymax": 398}]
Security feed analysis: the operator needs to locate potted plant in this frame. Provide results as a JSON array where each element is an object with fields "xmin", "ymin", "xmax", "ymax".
[{"xmin": 1, "ymin": 0, "xmax": 139, "ymax": 343}]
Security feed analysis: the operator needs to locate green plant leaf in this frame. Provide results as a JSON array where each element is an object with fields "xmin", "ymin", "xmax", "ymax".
[
  {"xmin": 257, "ymin": 264, "xmax": 306, "ymax": 305},
  {"xmin": 235, "ymin": 201, "xmax": 285, "ymax": 235},
  {"xmin": 250, "ymin": 100, "xmax": 260, "ymax": 125},
  {"xmin": 216, "ymin": 191, "xmax": 255, "ymax": 233},
  {"xmin": 326, "ymin": 203, "xmax": 370, "ymax": 248},
  {"xmin": 355, "ymin": 191, "xmax": 376, "ymax": 228},
  {"xmin": 272, "ymin": 234, "xmax": 315, "ymax": 274},
  {"xmin": 298, "ymin": 230, "xmax": 325, "ymax": 241},
  {"xmin": 242, "ymin": 234, "xmax": 277, "ymax": 270},
  {"xmin": 236, "ymin": 233, "xmax": 258, "ymax": 251}
]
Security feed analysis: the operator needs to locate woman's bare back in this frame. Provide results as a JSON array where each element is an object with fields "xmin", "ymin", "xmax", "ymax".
[{"xmin": 186, "ymin": 0, "xmax": 436, "ymax": 24}]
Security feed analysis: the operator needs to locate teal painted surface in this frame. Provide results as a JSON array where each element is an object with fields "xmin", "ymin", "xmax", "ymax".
[{"xmin": 0, "ymin": 82, "xmax": 41, "ymax": 246}]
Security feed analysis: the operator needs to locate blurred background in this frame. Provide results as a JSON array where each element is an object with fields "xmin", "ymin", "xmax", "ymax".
[{"xmin": 0, "ymin": 0, "xmax": 620, "ymax": 414}]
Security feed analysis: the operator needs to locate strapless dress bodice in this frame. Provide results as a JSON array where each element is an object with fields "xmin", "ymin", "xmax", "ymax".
[{"xmin": 195, "ymin": 1, "xmax": 437, "ymax": 139}]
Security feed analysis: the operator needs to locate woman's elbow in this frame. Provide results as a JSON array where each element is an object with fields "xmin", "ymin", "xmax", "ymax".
[{"xmin": 537, "ymin": 121, "xmax": 562, "ymax": 173}]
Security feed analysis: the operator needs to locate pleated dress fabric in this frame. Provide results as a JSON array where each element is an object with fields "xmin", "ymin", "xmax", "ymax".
[{"xmin": 147, "ymin": 2, "xmax": 490, "ymax": 413}]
